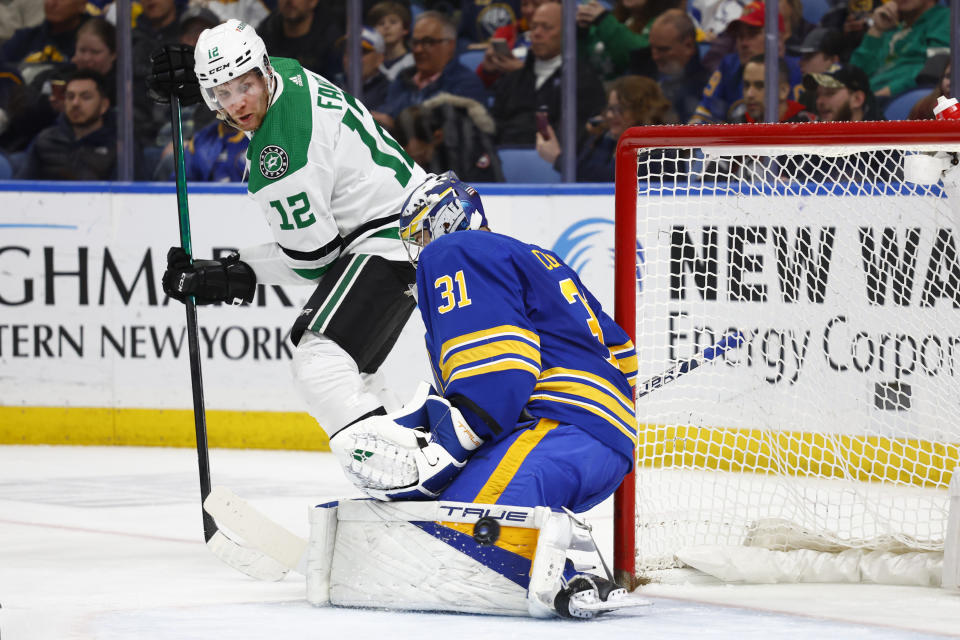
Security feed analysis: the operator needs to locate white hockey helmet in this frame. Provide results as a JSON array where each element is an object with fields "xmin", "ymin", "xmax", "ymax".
[{"xmin": 194, "ymin": 19, "xmax": 273, "ymax": 112}]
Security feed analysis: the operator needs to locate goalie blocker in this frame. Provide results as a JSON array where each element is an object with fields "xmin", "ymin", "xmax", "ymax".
[{"xmin": 305, "ymin": 499, "xmax": 650, "ymax": 618}]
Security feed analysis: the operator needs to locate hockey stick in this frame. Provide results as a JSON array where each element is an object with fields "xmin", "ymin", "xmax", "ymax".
[
  {"xmin": 635, "ymin": 331, "xmax": 746, "ymax": 401},
  {"xmin": 168, "ymin": 95, "xmax": 290, "ymax": 581}
]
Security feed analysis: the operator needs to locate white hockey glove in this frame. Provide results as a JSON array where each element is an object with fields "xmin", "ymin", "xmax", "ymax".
[{"xmin": 328, "ymin": 385, "xmax": 483, "ymax": 500}]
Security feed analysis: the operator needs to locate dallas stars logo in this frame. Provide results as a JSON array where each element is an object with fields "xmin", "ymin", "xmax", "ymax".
[{"xmin": 259, "ymin": 145, "xmax": 288, "ymax": 179}]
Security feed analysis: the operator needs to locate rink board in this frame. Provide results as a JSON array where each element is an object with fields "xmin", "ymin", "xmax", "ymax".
[{"xmin": 0, "ymin": 183, "xmax": 616, "ymax": 448}]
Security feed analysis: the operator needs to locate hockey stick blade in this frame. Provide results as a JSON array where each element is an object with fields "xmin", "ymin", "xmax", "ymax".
[
  {"xmin": 204, "ymin": 486, "xmax": 308, "ymax": 574},
  {"xmin": 206, "ymin": 530, "xmax": 290, "ymax": 581},
  {"xmin": 636, "ymin": 331, "xmax": 745, "ymax": 401}
]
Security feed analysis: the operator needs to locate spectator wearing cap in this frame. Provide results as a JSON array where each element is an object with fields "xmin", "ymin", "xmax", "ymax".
[
  {"xmin": 734, "ymin": 54, "xmax": 815, "ymax": 123},
  {"xmin": 690, "ymin": 1, "xmax": 802, "ymax": 124},
  {"xmin": 849, "ymin": 0, "xmax": 949, "ymax": 99},
  {"xmin": 369, "ymin": 1, "xmax": 415, "ymax": 82},
  {"xmin": 640, "ymin": 8, "xmax": 709, "ymax": 123},
  {"xmin": 797, "ymin": 27, "xmax": 842, "ymax": 77},
  {"xmin": 335, "ymin": 27, "xmax": 390, "ymax": 115},
  {"xmin": 804, "ymin": 63, "xmax": 879, "ymax": 122},
  {"xmin": 380, "ymin": 11, "xmax": 488, "ymax": 129},
  {"xmin": 257, "ymin": 0, "xmax": 342, "ymax": 80}
]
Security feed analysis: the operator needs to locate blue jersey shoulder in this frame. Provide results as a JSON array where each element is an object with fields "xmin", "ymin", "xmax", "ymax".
[{"xmin": 421, "ymin": 230, "xmax": 526, "ymax": 263}]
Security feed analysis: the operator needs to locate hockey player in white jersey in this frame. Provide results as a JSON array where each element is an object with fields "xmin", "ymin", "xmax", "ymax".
[{"xmin": 147, "ymin": 20, "xmax": 428, "ymax": 441}]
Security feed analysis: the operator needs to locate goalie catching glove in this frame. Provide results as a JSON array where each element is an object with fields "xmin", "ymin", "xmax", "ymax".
[
  {"xmin": 162, "ymin": 247, "xmax": 257, "ymax": 305},
  {"xmin": 329, "ymin": 385, "xmax": 483, "ymax": 500}
]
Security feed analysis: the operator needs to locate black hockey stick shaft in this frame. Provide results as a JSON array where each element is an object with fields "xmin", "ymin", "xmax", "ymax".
[{"xmin": 170, "ymin": 95, "xmax": 217, "ymax": 543}]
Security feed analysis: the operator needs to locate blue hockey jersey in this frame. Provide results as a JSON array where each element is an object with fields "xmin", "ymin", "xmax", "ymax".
[{"xmin": 416, "ymin": 231, "xmax": 638, "ymax": 463}]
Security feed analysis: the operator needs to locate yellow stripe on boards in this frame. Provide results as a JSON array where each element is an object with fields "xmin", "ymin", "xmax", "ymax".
[
  {"xmin": 473, "ymin": 419, "xmax": 559, "ymax": 504},
  {"xmin": 637, "ymin": 423, "xmax": 959, "ymax": 489},
  {"xmin": 0, "ymin": 406, "xmax": 330, "ymax": 450}
]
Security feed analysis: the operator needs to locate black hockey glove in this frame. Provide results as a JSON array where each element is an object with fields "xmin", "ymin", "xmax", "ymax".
[
  {"xmin": 162, "ymin": 247, "xmax": 257, "ymax": 305},
  {"xmin": 147, "ymin": 44, "xmax": 202, "ymax": 106}
]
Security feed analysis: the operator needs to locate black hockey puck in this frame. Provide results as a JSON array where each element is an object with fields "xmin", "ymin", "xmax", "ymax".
[{"xmin": 472, "ymin": 517, "xmax": 500, "ymax": 545}]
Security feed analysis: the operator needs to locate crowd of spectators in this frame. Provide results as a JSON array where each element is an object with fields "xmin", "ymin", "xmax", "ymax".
[{"xmin": 0, "ymin": 0, "xmax": 953, "ymax": 183}]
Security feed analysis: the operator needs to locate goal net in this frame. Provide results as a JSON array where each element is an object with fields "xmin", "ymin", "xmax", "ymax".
[{"xmin": 612, "ymin": 121, "xmax": 960, "ymax": 587}]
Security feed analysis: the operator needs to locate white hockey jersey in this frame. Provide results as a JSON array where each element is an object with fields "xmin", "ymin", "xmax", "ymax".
[{"xmin": 239, "ymin": 57, "xmax": 427, "ymax": 285}]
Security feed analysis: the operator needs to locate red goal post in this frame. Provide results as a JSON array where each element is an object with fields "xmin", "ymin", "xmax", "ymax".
[{"xmin": 612, "ymin": 120, "xmax": 960, "ymax": 587}]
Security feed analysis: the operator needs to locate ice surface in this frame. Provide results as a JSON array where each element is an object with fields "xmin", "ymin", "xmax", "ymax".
[{"xmin": 1, "ymin": 445, "xmax": 957, "ymax": 639}]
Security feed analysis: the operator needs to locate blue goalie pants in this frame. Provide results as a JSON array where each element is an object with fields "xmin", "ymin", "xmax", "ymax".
[{"xmin": 438, "ymin": 417, "xmax": 631, "ymax": 512}]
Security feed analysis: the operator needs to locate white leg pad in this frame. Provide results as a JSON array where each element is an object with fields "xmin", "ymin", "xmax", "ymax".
[
  {"xmin": 527, "ymin": 511, "xmax": 575, "ymax": 618},
  {"xmin": 307, "ymin": 500, "xmax": 562, "ymax": 616},
  {"xmin": 305, "ymin": 502, "xmax": 339, "ymax": 605}
]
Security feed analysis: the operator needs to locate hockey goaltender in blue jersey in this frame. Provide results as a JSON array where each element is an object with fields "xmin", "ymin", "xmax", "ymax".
[{"xmin": 414, "ymin": 229, "xmax": 638, "ymax": 512}]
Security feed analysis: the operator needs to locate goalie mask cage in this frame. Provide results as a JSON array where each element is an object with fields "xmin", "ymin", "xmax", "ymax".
[{"xmin": 612, "ymin": 120, "xmax": 960, "ymax": 588}]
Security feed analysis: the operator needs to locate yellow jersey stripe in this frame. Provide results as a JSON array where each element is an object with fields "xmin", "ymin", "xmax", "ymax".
[
  {"xmin": 447, "ymin": 358, "xmax": 541, "ymax": 385},
  {"xmin": 610, "ymin": 341, "xmax": 635, "ymax": 354},
  {"xmin": 440, "ymin": 339, "xmax": 541, "ymax": 381},
  {"xmin": 529, "ymin": 393, "xmax": 637, "ymax": 443},
  {"xmin": 615, "ymin": 353, "xmax": 638, "ymax": 373},
  {"xmin": 440, "ymin": 325, "xmax": 539, "ymax": 366},
  {"xmin": 473, "ymin": 419, "xmax": 560, "ymax": 504},
  {"xmin": 539, "ymin": 367, "xmax": 634, "ymax": 410},
  {"xmin": 534, "ymin": 378, "xmax": 636, "ymax": 425}
]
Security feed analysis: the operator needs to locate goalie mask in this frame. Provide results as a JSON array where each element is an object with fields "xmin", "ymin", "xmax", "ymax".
[
  {"xmin": 194, "ymin": 19, "xmax": 274, "ymax": 115},
  {"xmin": 399, "ymin": 171, "xmax": 487, "ymax": 262}
]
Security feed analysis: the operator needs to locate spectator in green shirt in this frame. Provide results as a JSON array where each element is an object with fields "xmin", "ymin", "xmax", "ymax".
[
  {"xmin": 849, "ymin": 0, "xmax": 949, "ymax": 99},
  {"xmin": 577, "ymin": 0, "xmax": 683, "ymax": 81}
]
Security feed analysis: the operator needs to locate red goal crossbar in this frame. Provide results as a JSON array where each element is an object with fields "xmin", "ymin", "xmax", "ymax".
[{"xmin": 611, "ymin": 119, "xmax": 960, "ymax": 585}]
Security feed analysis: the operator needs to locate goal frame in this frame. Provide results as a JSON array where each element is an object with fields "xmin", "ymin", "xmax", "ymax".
[{"xmin": 612, "ymin": 119, "xmax": 960, "ymax": 587}]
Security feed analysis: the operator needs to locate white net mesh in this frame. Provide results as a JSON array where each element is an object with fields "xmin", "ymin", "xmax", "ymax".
[{"xmin": 631, "ymin": 141, "xmax": 960, "ymax": 574}]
